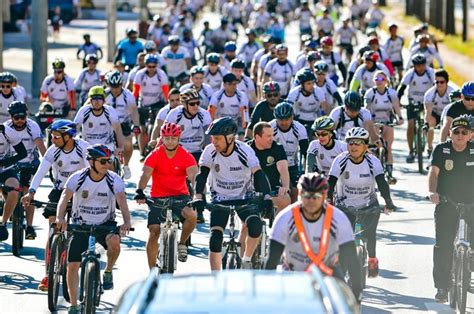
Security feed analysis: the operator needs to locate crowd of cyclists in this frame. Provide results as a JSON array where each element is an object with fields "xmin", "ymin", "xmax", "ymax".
[{"xmin": 0, "ymin": 0, "xmax": 474, "ymax": 312}]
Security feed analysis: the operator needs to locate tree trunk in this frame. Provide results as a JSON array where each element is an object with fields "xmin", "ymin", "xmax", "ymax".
[
  {"xmin": 462, "ymin": 0, "xmax": 469, "ymax": 41},
  {"xmin": 445, "ymin": 0, "xmax": 456, "ymax": 35},
  {"xmin": 406, "ymin": 0, "xmax": 413, "ymax": 16}
]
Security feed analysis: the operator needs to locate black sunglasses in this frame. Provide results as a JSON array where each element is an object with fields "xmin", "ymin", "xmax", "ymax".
[
  {"xmin": 453, "ymin": 129, "xmax": 470, "ymax": 135},
  {"xmin": 266, "ymin": 93, "xmax": 279, "ymax": 97},
  {"xmin": 1, "ymin": 85, "xmax": 12, "ymax": 88},
  {"xmin": 96, "ymin": 158, "xmax": 113, "ymax": 165},
  {"xmin": 187, "ymin": 101, "xmax": 200, "ymax": 107},
  {"xmin": 13, "ymin": 115, "xmax": 26, "ymax": 121},
  {"xmin": 464, "ymin": 96, "xmax": 474, "ymax": 101}
]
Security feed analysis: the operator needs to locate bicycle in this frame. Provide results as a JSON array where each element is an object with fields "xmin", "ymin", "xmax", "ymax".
[
  {"xmin": 369, "ymin": 122, "xmax": 397, "ymax": 185},
  {"xmin": 339, "ymin": 203, "xmax": 382, "ymax": 290},
  {"xmin": 0, "ymin": 184, "xmax": 26, "ymax": 257},
  {"xmin": 442, "ymin": 196, "xmax": 474, "ymax": 314},
  {"xmin": 404, "ymin": 102, "xmax": 427, "ymax": 174},
  {"xmin": 68, "ymin": 224, "xmax": 134, "ymax": 314}
]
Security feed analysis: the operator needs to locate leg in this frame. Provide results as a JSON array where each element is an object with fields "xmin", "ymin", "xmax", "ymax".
[
  {"xmin": 138, "ymin": 127, "xmax": 148, "ymax": 156},
  {"xmin": 243, "ymin": 215, "xmax": 262, "ymax": 259},
  {"xmin": 427, "ymin": 115, "xmax": 437, "ymax": 151},
  {"xmin": 1, "ymin": 178, "xmax": 20, "ymax": 224},
  {"xmin": 66, "ymin": 262, "xmax": 81, "ymax": 306},
  {"xmin": 104, "ymin": 234, "xmax": 121, "ymax": 272},
  {"xmin": 239, "ymin": 223, "xmax": 248, "ymax": 257},
  {"xmin": 383, "ymin": 126, "xmax": 395, "ymax": 165},
  {"xmin": 180, "ymin": 206, "xmax": 196, "ymax": 244},
  {"xmin": 209, "ymin": 227, "xmax": 224, "ymax": 271},
  {"xmin": 146, "ymin": 224, "xmax": 161, "ymax": 270},
  {"xmin": 123, "ymin": 136, "xmax": 133, "ymax": 166}
]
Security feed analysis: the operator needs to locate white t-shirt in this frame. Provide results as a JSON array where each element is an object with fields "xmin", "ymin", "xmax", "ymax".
[
  {"xmin": 316, "ymin": 16, "xmax": 334, "ymax": 34},
  {"xmin": 105, "ymin": 87, "xmax": 136, "ymax": 123},
  {"xmin": 161, "ymin": 46, "xmax": 190, "ymax": 78},
  {"xmin": 203, "ymin": 65, "xmax": 228, "ymax": 92},
  {"xmin": 238, "ymin": 42, "xmax": 261, "ymax": 66},
  {"xmin": 316, "ymin": 79, "xmax": 339, "ymax": 110},
  {"xmin": 180, "ymin": 83, "xmax": 214, "ymax": 109},
  {"xmin": 66, "ymin": 168, "xmax": 125, "ymax": 225},
  {"xmin": 40, "ymin": 74, "xmax": 75, "ymax": 109},
  {"xmin": 5, "ymin": 119, "xmax": 42, "ymax": 164},
  {"xmin": 209, "ymin": 89, "xmax": 249, "ymax": 120},
  {"xmin": 155, "ymin": 104, "xmax": 173, "ymax": 123},
  {"xmin": 0, "ymin": 89, "xmax": 25, "ymax": 123},
  {"xmin": 236, "ymin": 75, "xmax": 256, "ymax": 106},
  {"xmin": 364, "ymin": 87, "xmax": 399, "ymax": 123},
  {"xmin": 134, "ymin": 68, "xmax": 169, "ymax": 106},
  {"xmin": 74, "ymin": 105, "xmax": 119, "ymax": 151},
  {"xmin": 264, "ymin": 59, "xmax": 296, "ymax": 96},
  {"xmin": 287, "ymin": 85, "xmax": 326, "ymax": 122},
  {"xmin": 400, "ymin": 67, "xmax": 435, "ymax": 103},
  {"xmin": 74, "ymin": 69, "xmax": 101, "ymax": 93},
  {"xmin": 424, "ymin": 85, "xmax": 455, "ymax": 116},
  {"xmin": 307, "ymin": 139, "xmax": 347, "ymax": 174},
  {"xmin": 335, "ymin": 26, "xmax": 356, "ymax": 45},
  {"xmin": 319, "ymin": 52, "xmax": 342, "ymax": 77},
  {"xmin": 383, "ymin": 36, "xmax": 404, "ymax": 63},
  {"xmin": 270, "ymin": 203, "xmax": 354, "ymax": 271},
  {"xmin": 0, "ymin": 124, "xmax": 22, "ymax": 172},
  {"xmin": 270, "ymin": 119, "xmax": 308, "ymax": 167},
  {"xmin": 352, "ymin": 63, "xmax": 391, "ymax": 92},
  {"xmin": 329, "ymin": 152, "xmax": 384, "ymax": 208},
  {"xmin": 329, "ymin": 106, "xmax": 372, "ymax": 141},
  {"xmin": 199, "ymin": 141, "xmax": 260, "ymax": 202},
  {"xmin": 165, "ymin": 106, "xmax": 212, "ymax": 153}
]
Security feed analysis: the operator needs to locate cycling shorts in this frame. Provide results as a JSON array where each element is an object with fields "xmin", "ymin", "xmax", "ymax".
[
  {"xmin": 147, "ymin": 195, "xmax": 191, "ymax": 226},
  {"xmin": 19, "ymin": 163, "xmax": 39, "ymax": 187},
  {"xmin": 338, "ymin": 43, "xmax": 354, "ymax": 55},
  {"xmin": 210, "ymin": 202, "xmax": 260, "ymax": 231},
  {"xmin": 406, "ymin": 102, "xmax": 424, "ymax": 120},
  {"xmin": 289, "ymin": 165, "xmax": 300, "ymax": 188},
  {"xmin": 431, "ymin": 111, "xmax": 441, "ymax": 126},
  {"xmin": 138, "ymin": 102, "xmax": 164, "ymax": 126}
]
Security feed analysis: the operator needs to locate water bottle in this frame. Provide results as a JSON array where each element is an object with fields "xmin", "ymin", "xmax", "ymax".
[
  {"xmin": 88, "ymin": 235, "xmax": 95, "ymax": 253},
  {"xmin": 354, "ymin": 222, "xmax": 362, "ymax": 246}
]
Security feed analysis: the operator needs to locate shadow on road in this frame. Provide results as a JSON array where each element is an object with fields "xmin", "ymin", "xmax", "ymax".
[
  {"xmin": 130, "ymin": 208, "xmax": 148, "ymax": 220},
  {"xmin": 188, "ymin": 244, "xmax": 209, "ymax": 259},
  {"xmin": 390, "ymin": 187, "xmax": 429, "ymax": 203},
  {"xmin": 377, "ymin": 229, "xmax": 435, "ymax": 246},
  {"xmin": 121, "ymin": 235, "xmax": 146, "ymax": 251},
  {"xmin": 0, "ymin": 271, "xmax": 39, "ymax": 291},
  {"xmin": 379, "ymin": 269, "xmax": 407, "ymax": 280},
  {"xmin": 362, "ymin": 286, "xmax": 433, "ymax": 311}
]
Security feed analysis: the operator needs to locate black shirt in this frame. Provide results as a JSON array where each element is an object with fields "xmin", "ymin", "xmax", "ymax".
[
  {"xmin": 447, "ymin": 100, "xmax": 474, "ymax": 119},
  {"xmin": 248, "ymin": 100, "xmax": 278, "ymax": 130},
  {"xmin": 431, "ymin": 140, "xmax": 474, "ymax": 203},
  {"xmin": 249, "ymin": 140, "xmax": 287, "ymax": 190}
]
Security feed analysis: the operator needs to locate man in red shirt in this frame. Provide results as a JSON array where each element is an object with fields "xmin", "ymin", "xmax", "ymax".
[{"xmin": 135, "ymin": 122, "xmax": 198, "ymax": 269}]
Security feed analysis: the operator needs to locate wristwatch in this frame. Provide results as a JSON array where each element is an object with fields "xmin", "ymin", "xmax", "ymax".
[{"xmin": 28, "ymin": 188, "xmax": 36, "ymax": 194}]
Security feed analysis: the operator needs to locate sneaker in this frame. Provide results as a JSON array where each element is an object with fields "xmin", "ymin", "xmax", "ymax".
[
  {"xmin": 435, "ymin": 288, "xmax": 448, "ymax": 303},
  {"xmin": 0, "ymin": 224, "xmax": 8, "ymax": 241},
  {"xmin": 241, "ymin": 260, "xmax": 253, "ymax": 270},
  {"xmin": 368, "ymin": 257, "xmax": 379, "ymax": 277},
  {"xmin": 38, "ymin": 276, "xmax": 48, "ymax": 291},
  {"xmin": 68, "ymin": 305, "xmax": 81, "ymax": 314},
  {"xmin": 102, "ymin": 271, "xmax": 113, "ymax": 290},
  {"xmin": 123, "ymin": 165, "xmax": 131, "ymax": 180},
  {"xmin": 25, "ymin": 226, "xmax": 37, "ymax": 240},
  {"xmin": 406, "ymin": 152, "xmax": 415, "ymax": 163},
  {"xmin": 197, "ymin": 211, "xmax": 205, "ymax": 224},
  {"xmin": 139, "ymin": 155, "xmax": 146, "ymax": 162},
  {"xmin": 178, "ymin": 244, "xmax": 188, "ymax": 262}
]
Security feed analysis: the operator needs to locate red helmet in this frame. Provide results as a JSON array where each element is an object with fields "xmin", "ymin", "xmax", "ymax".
[
  {"xmin": 368, "ymin": 36, "xmax": 379, "ymax": 46},
  {"xmin": 161, "ymin": 122, "xmax": 182, "ymax": 137},
  {"xmin": 320, "ymin": 36, "xmax": 333, "ymax": 47}
]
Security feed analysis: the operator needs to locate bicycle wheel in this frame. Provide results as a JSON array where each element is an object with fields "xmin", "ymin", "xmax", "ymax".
[
  {"xmin": 251, "ymin": 239, "xmax": 262, "ymax": 269},
  {"xmin": 416, "ymin": 124, "xmax": 424, "ymax": 174},
  {"xmin": 226, "ymin": 252, "xmax": 239, "ymax": 270},
  {"xmin": 449, "ymin": 251, "xmax": 457, "ymax": 309},
  {"xmin": 456, "ymin": 246, "xmax": 470, "ymax": 314},
  {"xmin": 48, "ymin": 234, "xmax": 62, "ymax": 312},
  {"xmin": 164, "ymin": 230, "xmax": 176, "ymax": 274},
  {"xmin": 83, "ymin": 261, "xmax": 98, "ymax": 314},
  {"xmin": 61, "ymin": 238, "xmax": 70, "ymax": 302},
  {"xmin": 12, "ymin": 203, "xmax": 24, "ymax": 257}
]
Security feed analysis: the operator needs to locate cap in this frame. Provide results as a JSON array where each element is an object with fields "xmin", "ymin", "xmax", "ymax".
[
  {"xmin": 451, "ymin": 116, "xmax": 471, "ymax": 130},
  {"xmin": 223, "ymin": 73, "xmax": 238, "ymax": 83}
]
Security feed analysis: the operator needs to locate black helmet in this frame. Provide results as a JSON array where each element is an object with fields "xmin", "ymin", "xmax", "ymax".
[
  {"xmin": 411, "ymin": 53, "xmax": 427, "ymax": 65},
  {"xmin": 52, "ymin": 58, "xmax": 66, "ymax": 69},
  {"xmin": 230, "ymin": 59, "xmax": 245, "ymax": 69},
  {"xmin": 8, "ymin": 101, "xmax": 28, "ymax": 116},
  {"xmin": 85, "ymin": 54, "xmax": 98, "ymax": 63},
  {"xmin": 344, "ymin": 91, "xmax": 363, "ymax": 111},
  {"xmin": 206, "ymin": 117, "xmax": 237, "ymax": 136},
  {"xmin": 298, "ymin": 172, "xmax": 329, "ymax": 193}
]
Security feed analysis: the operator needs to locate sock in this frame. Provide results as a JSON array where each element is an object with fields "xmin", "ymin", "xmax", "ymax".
[{"xmin": 242, "ymin": 256, "xmax": 251, "ymax": 262}]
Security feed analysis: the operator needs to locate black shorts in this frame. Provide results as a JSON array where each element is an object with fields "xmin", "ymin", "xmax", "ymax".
[
  {"xmin": 391, "ymin": 61, "xmax": 403, "ymax": 69},
  {"xmin": 431, "ymin": 111, "xmax": 441, "ymax": 126},
  {"xmin": 338, "ymin": 43, "xmax": 354, "ymax": 55},
  {"xmin": 19, "ymin": 163, "xmax": 39, "ymax": 187},
  {"xmin": 121, "ymin": 121, "xmax": 132, "ymax": 137},
  {"xmin": 42, "ymin": 188, "xmax": 63, "ymax": 219},
  {"xmin": 138, "ymin": 102, "xmax": 164, "ymax": 126},
  {"xmin": 147, "ymin": 195, "xmax": 191, "ymax": 226},
  {"xmin": 67, "ymin": 221, "xmax": 118, "ymax": 262},
  {"xmin": 210, "ymin": 202, "xmax": 260, "ymax": 230},
  {"xmin": 289, "ymin": 166, "xmax": 300, "ymax": 188},
  {"xmin": 406, "ymin": 102, "xmax": 424, "ymax": 120},
  {"xmin": 0, "ymin": 169, "xmax": 19, "ymax": 186}
]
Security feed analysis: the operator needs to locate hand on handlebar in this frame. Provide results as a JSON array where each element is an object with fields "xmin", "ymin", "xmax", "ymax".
[
  {"xmin": 21, "ymin": 193, "xmax": 34, "ymax": 207},
  {"xmin": 278, "ymin": 186, "xmax": 289, "ymax": 198},
  {"xmin": 55, "ymin": 217, "xmax": 67, "ymax": 232},
  {"xmin": 134, "ymin": 189, "xmax": 146, "ymax": 204},
  {"xmin": 120, "ymin": 222, "xmax": 132, "ymax": 236}
]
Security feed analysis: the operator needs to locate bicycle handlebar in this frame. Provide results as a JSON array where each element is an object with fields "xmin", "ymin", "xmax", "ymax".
[{"xmin": 67, "ymin": 224, "xmax": 135, "ymax": 233}]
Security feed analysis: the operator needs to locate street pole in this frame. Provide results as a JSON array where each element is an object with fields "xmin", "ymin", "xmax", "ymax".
[
  {"xmin": 107, "ymin": 0, "xmax": 117, "ymax": 62},
  {"xmin": 138, "ymin": 0, "xmax": 149, "ymax": 39},
  {"xmin": 31, "ymin": 0, "xmax": 48, "ymax": 102},
  {"xmin": 462, "ymin": 0, "xmax": 468, "ymax": 41}
]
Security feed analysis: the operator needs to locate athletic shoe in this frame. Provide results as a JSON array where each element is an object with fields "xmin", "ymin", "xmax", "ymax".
[
  {"xmin": 102, "ymin": 271, "xmax": 113, "ymax": 290},
  {"xmin": 68, "ymin": 305, "xmax": 81, "ymax": 314},
  {"xmin": 368, "ymin": 257, "xmax": 379, "ymax": 277},
  {"xmin": 406, "ymin": 151, "xmax": 415, "ymax": 163},
  {"xmin": 178, "ymin": 244, "xmax": 188, "ymax": 262},
  {"xmin": 38, "ymin": 276, "xmax": 48, "ymax": 291},
  {"xmin": 241, "ymin": 260, "xmax": 253, "ymax": 270},
  {"xmin": 0, "ymin": 224, "xmax": 8, "ymax": 241},
  {"xmin": 123, "ymin": 165, "xmax": 131, "ymax": 180},
  {"xmin": 435, "ymin": 288, "xmax": 448, "ymax": 303},
  {"xmin": 25, "ymin": 226, "xmax": 37, "ymax": 240}
]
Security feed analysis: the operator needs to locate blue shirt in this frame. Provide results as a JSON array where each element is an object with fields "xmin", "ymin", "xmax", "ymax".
[{"xmin": 117, "ymin": 39, "xmax": 144, "ymax": 66}]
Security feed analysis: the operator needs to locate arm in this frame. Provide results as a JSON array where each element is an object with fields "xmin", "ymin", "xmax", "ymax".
[
  {"xmin": 34, "ymin": 138, "xmax": 47, "ymax": 156},
  {"xmin": 128, "ymin": 103, "xmax": 140, "ymax": 126},
  {"xmin": 68, "ymin": 90, "xmax": 77, "ymax": 111},
  {"xmin": 397, "ymin": 84, "xmax": 407, "ymax": 99},
  {"xmin": 349, "ymin": 77, "xmax": 360, "ymax": 92},
  {"xmin": 113, "ymin": 48, "xmax": 123, "ymax": 64},
  {"xmin": 97, "ymin": 47, "xmax": 104, "ymax": 60},
  {"xmin": 185, "ymin": 58, "xmax": 192, "ymax": 70},
  {"xmin": 116, "ymin": 191, "xmax": 132, "ymax": 233},
  {"xmin": 337, "ymin": 62, "xmax": 347, "ymax": 82},
  {"xmin": 364, "ymin": 119, "xmax": 379, "ymax": 142},
  {"xmin": 440, "ymin": 116, "xmax": 452, "ymax": 142},
  {"xmin": 137, "ymin": 165, "xmax": 153, "ymax": 191},
  {"xmin": 299, "ymin": 139, "xmax": 309, "ymax": 158},
  {"xmin": 264, "ymin": 239, "xmax": 285, "ymax": 270},
  {"xmin": 375, "ymin": 173, "xmax": 394, "ymax": 208},
  {"xmin": 424, "ymin": 100, "xmax": 433, "ymax": 124},
  {"xmin": 113, "ymin": 122, "xmax": 125, "ymax": 150},
  {"xmin": 186, "ymin": 165, "xmax": 199, "ymax": 190},
  {"xmin": 194, "ymin": 166, "xmax": 210, "ymax": 200},
  {"xmin": 428, "ymin": 165, "xmax": 440, "ymax": 204},
  {"xmin": 333, "ymin": 91, "xmax": 343, "ymax": 106},
  {"xmin": 305, "ymin": 152, "xmax": 318, "ymax": 174},
  {"xmin": 327, "ymin": 175, "xmax": 338, "ymax": 203},
  {"xmin": 56, "ymin": 188, "xmax": 74, "ymax": 231},
  {"xmin": 252, "ymin": 166, "xmax": 271, "ymax": 196},
  {"xmin": 132, "ymin": 83, "xmax": 141, "ymax": 100},
  {"xmin": 0, "ymin": 142, "xmax": 27, "ymax": 168},
  {"xmin": 276, "ymin": 159, "xmax": 290, "ymax": 195}
]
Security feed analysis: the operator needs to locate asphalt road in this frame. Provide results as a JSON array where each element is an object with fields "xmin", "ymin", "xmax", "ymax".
[{"xmin": 0, "ymin": 6, "xmax": 469, "ymax": 314}]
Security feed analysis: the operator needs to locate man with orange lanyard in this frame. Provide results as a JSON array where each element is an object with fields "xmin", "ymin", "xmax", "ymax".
[{"xmin": 265, "ymin": 172, "xmax": 362, "ymax": 300}]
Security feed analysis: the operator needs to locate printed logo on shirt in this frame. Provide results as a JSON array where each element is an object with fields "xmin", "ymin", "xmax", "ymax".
[
  {"xmin": 220, "ymin": 102, "xmax": 224, "ymax": 108},
  {"xmin": 266, "ymin": 156, "xmax": 275, "ymax": 166},
  {"xmin": 344, "ymin": 171, "xmax": 350, "ymax": 179},
  {"xmin": 215, "ymin": 164, "xmax": 220, "ymax": 172},
  {"xmin": 466, "ymin": 162, "xmax": 474, "ymax": 166},
  {"xmin": 320, "ymin": 154, "xmax": 325, "ymax": 160},
  {"xmin": 89, "ymin": 122, "xmax": 93, "ymax": 128},
  {"xmin": 58, "ymin": 160, "xmax": 63, "ymax": 167},
  {"xmin": 445, "ymin": 159, "xmax": 453, "ymax": 171},
  {"xmin": 443, "ymin": 148, "xmax": 451, "ymax": 154},
  {"xmin": 82, "ymin": 190, "xmax": 89, "ymax": 198}
]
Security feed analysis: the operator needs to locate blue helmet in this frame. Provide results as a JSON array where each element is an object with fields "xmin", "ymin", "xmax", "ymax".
[
  {"xmin": 461, "ymin": 81, "xmax": 474, "ymax": 98},
  {"xmin": 224, "ymin": 41, "xmax": 237, "ymax": 52},
  {"xmin": 49, "ymin": 119, "xmax": 77, "ymax": 137},
  {"xmin": 86, "ymin": 144, "xmax": 112, "ymax": 160},
  {"xmin": 144, "ymin": 54, "xmax": 159, "ymax": 65},
  {"xmin": 206, "ymin": 53, "xmax": 220, "ymax": 64},
  {"xmin": 274, "ymin": 102, "xmax": 294, "ymax": 119}
]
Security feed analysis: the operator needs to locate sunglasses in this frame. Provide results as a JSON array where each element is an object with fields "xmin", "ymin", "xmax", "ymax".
[
  {"xmin": 96, "ymin": 158, "xmax": 113, "ymax": 165},
  {"xmin": 1, "ymin": 85, "xmax": 11, "ymax": 88},
  {"xmin": 147, "ymin": 65, "xmax": 157, "ymax": 69},
  {"xmin": 435, "ymin": 80, "xmax": 446, "ymax": 85},
  {"xmin": 348, "ymin": 139, "xmax": 366, "ymax": 146},
  {"xmin": 316, "ymin": 71, "xmax": 326, "ymax": 75},
  {"xmin": 302, "ymin": 192, "xmax": 323, "ymax": 200},
  {"xmin": 13, "ymin": 115, "xmax": 26, "ymax": 121},
  {"xmin": 464, "ymin": 97, "xmax": 474, "ymax": 101},
  {"xmin": 169, "ymin": 98, "xmax": 181, "ymax": 102},
  {"xmin": 91, "ymin": 96, "xmax": 104, "ymax": 101},
  {"xmin": 187, "ymin": 101, "xmax": 200, "ymax": 106},
  {"xmin": 317, "ymin": 131, "xmax": 331, "ymax": 137},
  {"xmin": 266, "ymin": 93, "xmax": 279, "ymax": 97},
  {"xmin": 375, "ymin": 76, "xmax": 386, "ymax": 82},
  {"xmin": 453, "ymin": 129, "xmax": 470, "ymax": 135},
  {"xmin": 54, "ymin": 70, "xmax": 63, "ymax": 74}
]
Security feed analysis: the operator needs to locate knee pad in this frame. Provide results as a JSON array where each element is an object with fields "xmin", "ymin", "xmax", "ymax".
[
  {"xmin": 209, "ymin": 229, "xmax": 224, "ymax": 253},
  {"xmin": 246, "ymin": 216, "xmax": 262, "ymax": 238}
]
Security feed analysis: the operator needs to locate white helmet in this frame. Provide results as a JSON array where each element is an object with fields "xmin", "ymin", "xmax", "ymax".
[
  {"xmin": 345, "ymin": 127, "xmax": 369, "ymax": 142},
  {"xmin": 144, "ymin": 40, "xmax": 157, "ymax": 51}
]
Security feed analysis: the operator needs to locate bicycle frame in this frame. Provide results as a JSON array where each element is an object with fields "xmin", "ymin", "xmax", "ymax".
[{"xmin": 405, "ymin": 101, "xmax": 426, "ymax": 173}]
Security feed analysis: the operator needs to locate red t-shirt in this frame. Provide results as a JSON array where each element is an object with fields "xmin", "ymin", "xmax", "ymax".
[{"xmin": 144, "ymin": 145, "xmax": 197, "ymax": 197}]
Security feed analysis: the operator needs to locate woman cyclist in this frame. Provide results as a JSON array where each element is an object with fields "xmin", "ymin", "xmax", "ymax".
[
  {"xmin": 364, "ymin": 70, "xmax": 403, "ymax": 184},
  {"xmin": 306, "ymin": 116, "xmax": 346, "ymax": 175},
  {"xmin": 328, "ymin": 127, "xmax": 396, "ymax": 278}
]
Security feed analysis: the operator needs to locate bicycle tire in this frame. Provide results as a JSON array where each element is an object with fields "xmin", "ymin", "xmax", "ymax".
[
  {"xmin": 357, "ymin": 244, "xmax": 368, "ymax": 289},
  {"xmin": 62, "ymin": 245, "xmax": 70, "ymax": 302},
  {"xmin": 226, "ymin": 252, "xmax": 239, "ymax": 270},
  {"xmin": 83, "ymin": 261, "xmax": 98, "ymax": 314},
  {"xmin": 416, "ymin": 124, "xmax": 424, "ymax": 174},
  {"xmin": 449, "ymin": 251, "xmax": 457, "ymax": 309},
  {"xmin": 12, "ymin": 203, "xmax": 23, "ymax": 257},
  {"xmin": 164, "ymin": 229, "xmax": 176, "ymax": 274},
  {"xmin": 456, "ymin": 246, "xmax": 469, "ymax": 314},
  {"xmin": 48, "ymin": 234, "xmax": 61, "ymax": 312},
  {"xmin": 251, "ymin": 240, "xmax": 262, "ymax": 269}
]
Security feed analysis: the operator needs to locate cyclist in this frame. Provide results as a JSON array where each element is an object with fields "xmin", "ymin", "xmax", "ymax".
[
  {"xmin": 334, "ymin": 16, "xmax": 358, "ymax": 64},
  {"xmin": 318, "ymin": 36, "xmax": 347, "ymax": 86},
  {"xmin": 135, "ymin": 122, "xmax": 198, "ymax": 269},
  {"xmin": 329, "ymin": 91, "xmax": 378, "ymax": 141},
  {"xmin": 264, "ymin": 172, "xmax": 362, "ymax": 301},
  {"xmin": 263, "ymin": 44, "xmax": 295, "ymax": 97},
  {"xmin": 221, "ymin": 41, "xmax": 238, "ymax": 71},
  {"xmin": 192, "ymin": 117, "xmax": 273, "ymax": 270},
  {"xmin": 21, "ymin": 119, "xmax": 89, "ymax": 291},
  {"xmin": 306, "ymin": 116, "xmax": 346, "ymax": 175},
  {"xmin": 294, "ymin": 40, "xmax": 318, "ymax": 72},
  {"xmin": 56, "ymin": 144, "xmax": 132, "ymax": 313},
  {"xmin": 423, "ymin": 69, "xmax": 454, "ymax": 157},
  {"xmin": 6, "ymin": 101, "xmax": 46, "ymax": 239},
  {"xmin": 10, "ymin": 72, "xmax": 27, "ymax": 102},
  {"xmin": 314, "ymin": 61, "xmax": 343, "ymax": 109},
  {"xmin": 133, "ymin": 54, "xmax": 170, "ymax": 160},
  {"xmin": 251, "ymin": 36, "xmax": 274, "ymax": 84},
  {"xmin": 74, "ymin": 86, "xmax": 124, "ymax": 155},
  {"xmin": 440, "ymin": 81, "xmax": 474, "ymax": 142},
  {"xmin": 161, "ymin": 36, "xmax": 192, "ymax": 87},
  {"xmin": 270, "ymin": 102, "xmax": 309, "ymax": 202},
  {"xmin": 0, "ymin": 72, "xmax": 25, "ymax": 123},
  {"xmin": 208, "ymin": 73, "xmax": 250, "ymax": 132},
  {"xmin": 366, "ymin": 36, "xmax": 394, "ymax": 77},
  {"xmin": 295, "ymin": 0, "xmax": 314, "ymax": 36},
  {"xmin": 397, "ymin": 53, "xmax": 435, "ymax": 162},
  {"xmin": 350, "ymin": 51, "xmax": 390, "ymax": 95},
  {"xmin": 203, "ymin": 53, "xmax": 229, "ymax": 92},
  {"xmin": 114, "ymin": 28, "xmax": 144, "ymax": 69},
  {"xmin": 428, "ymin": 115, "xmax": 474, "ymax": 303},
  {"xmin": 230, "ymin": 59, "xmax": 257, "ymax": 108},
  {"xmin": 180, "ymin": 66, "xmax": 214, "ymax": 109},
  {"xmin": 40, "ymin": 58, "xmax": 76, "ymax": 120},
  {"xmin": 249, "ymin": 121, "xmax": 291, "ymax": 212},
  {"xmin": 287, "ymin": 68, "xmax": 328, "ymax": 137},
  {"xmin": 0, "ymin": 122, "xmax": 27, "ymax": 241},
  {"xmin": 258, "ymin": 44, "xmax": 277, "ymax": 88},
  {"xmin": 150, "ymin": 88, "xmax": 181, "ymax": 146},
  {"xmin": 237, "ymin": 28, "xmax": 261, "ymax": 72},
  {"xmin": 76, "ymin": 33, "xmax": 103, "ymax": 68},
  {"xmin": 105, "ymin": 71, "xmax": 140, "ymax": 180},
  {"xmin": 328, "ymin": 127, "xmax": 396, "ymax": 278},
  {"xmin": 440, "ymin": 88, "xmax": 462, "ymax": 126},
  {"xmin": 127, "ymin": 52, "xmax": 146, "ymax": 90},
  {"xmin": 364, "ymin": 70, "xmax": 404, "ymax": 183},
  {"xmin": 383, "ymin": 23, "xmax": 404, "ymax": 84},
  {"xmin": 316, "ymin": 7, "xmax": 334, "ymax": 36},
  {"xmin": 245, "ymin": 81, "xmax": 282, "ymax": 139},
  {"xmin": 407, "ymin": 34, "xmax": 443, "ymax": 70},
  {"xmin": 74, "ymin": 54, "xmax": 102, "ymax": 105}
]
